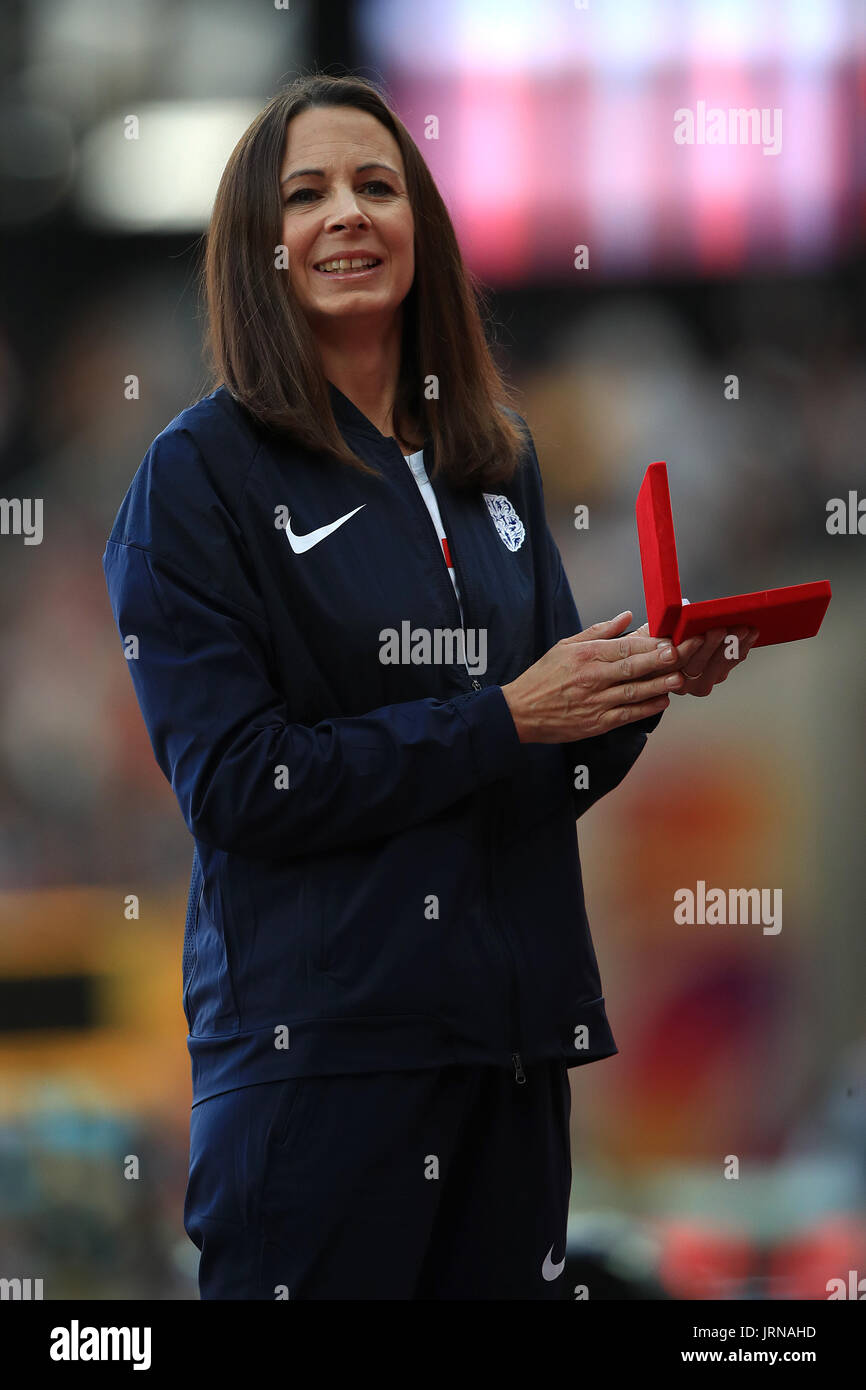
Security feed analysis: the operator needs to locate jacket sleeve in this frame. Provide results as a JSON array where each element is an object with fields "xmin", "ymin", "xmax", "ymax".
[
  {"xmin": 104, "ymin": 540, "xmax": 524, "ymax": 860},
  {"xmin": 520, "ymin": 421, "xmax": 665, "ymax": 820}
]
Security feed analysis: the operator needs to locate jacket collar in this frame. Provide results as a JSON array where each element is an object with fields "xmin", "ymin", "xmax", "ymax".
[{"xmin": 327, "ymin": 380, "xmax": 431, "ymax": 454}]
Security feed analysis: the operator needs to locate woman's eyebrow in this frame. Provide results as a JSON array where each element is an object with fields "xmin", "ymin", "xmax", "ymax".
[{"xmin": 280, "ymin": 161, "xmax": 400, "ymax": 186}]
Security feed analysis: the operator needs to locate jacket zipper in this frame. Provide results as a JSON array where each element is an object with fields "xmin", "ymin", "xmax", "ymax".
[
  {"xmin": 387, "ymin": 438, "xmax": 526, "ymax": 1082},
  {"xmin": 391, "ymin": 440, "xmax": 475, "ymax": 680},
  {"xmin": 425, "ymin": 459, "xmax": 527, "ymax": 1085},
  {"xmin": 486, "ymin": 793, "xmax": 527, "ymax": 1085}
]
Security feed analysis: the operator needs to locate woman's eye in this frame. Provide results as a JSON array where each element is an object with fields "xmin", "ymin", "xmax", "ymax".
[{"xmin": 283, "ymin": 180, "xmax": 394, "ymax": 207}]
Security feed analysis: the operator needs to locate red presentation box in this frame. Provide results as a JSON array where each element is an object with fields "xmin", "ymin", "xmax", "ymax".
[{"xmin": 636, "ymin": 462, "xmax": 831, "ymax": 648}]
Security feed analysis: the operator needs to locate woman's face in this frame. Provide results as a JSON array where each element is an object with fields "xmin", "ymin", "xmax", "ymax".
[{"xmin": 279, "ymin": 106, "xmax": 415, "ymax": 330}]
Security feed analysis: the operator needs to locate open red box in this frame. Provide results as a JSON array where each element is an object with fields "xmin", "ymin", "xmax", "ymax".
[{"xmin": 636, "ymin": 461, "xmax": 831, "ymax": 648}]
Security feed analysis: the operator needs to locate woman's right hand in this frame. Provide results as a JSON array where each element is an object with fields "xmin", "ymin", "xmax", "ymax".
[{"xmin": 501, "ymin": 610, "xmax": 703, "ymax": 744}]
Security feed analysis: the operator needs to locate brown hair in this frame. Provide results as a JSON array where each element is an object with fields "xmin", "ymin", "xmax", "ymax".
[{"xmin": 202, "ymin": 73, "xmax": 526, "ymax": 490}]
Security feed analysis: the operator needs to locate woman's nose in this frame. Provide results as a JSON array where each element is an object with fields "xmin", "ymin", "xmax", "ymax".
[{"xmin": 325, "ymin": 191, "xmax": 370, "ymax": 229}]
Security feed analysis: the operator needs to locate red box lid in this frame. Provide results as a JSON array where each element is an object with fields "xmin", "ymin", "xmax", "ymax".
[{"xmin": 636, "ymin": 462, "xmax": 831, "ymax": 647}]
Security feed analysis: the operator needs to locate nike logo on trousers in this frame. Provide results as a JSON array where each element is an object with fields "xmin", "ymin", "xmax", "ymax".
[
  {"xmin": 542, "ymin": 1246, "xmax": 566, "ymax": 1281},
  {"xmin": 285, "ymin": 504, "xmax": 366, "ymax": 554}
]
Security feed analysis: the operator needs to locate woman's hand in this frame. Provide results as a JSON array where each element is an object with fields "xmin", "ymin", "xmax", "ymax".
[
  {"xmin": 501, "ymin": 610, "xmax": 704, "ymax": 744},
  {"xmin": 634, "ymin": 622, "xmax": 759, "ymax": 697}
]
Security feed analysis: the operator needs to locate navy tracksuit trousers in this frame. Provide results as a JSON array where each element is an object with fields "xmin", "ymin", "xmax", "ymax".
[{"xmin": 184, "ymin": 1061, "xmax": 573, "ymax": 1300}]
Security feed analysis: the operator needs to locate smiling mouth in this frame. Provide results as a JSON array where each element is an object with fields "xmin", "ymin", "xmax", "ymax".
[{"xmin": 312, "ymin": 257, "xmax": 383, "ymax": 278}]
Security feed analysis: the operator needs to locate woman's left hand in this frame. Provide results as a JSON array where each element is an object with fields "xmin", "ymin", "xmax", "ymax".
[{"xmin": 636, "ymin": 623, "xmax": 759, "ymax": 698}]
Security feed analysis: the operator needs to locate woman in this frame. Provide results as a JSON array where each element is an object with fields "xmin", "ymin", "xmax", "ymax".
[{"xmin": 103, "ymin": 75, "xmax": 756, "ymax": 1300}]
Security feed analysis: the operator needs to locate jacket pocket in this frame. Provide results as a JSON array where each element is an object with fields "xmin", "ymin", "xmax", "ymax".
[
  {"xmin": 182, "ymin": 859, "xmax": 204, "ymax": 1030},
  {"xmin": 269, "ymin": 1077, "xmax": 311, "ymax": 1150},
  {"xmin": 186, "ymin": 878, "xmax": 240, "ymax": 1034}
]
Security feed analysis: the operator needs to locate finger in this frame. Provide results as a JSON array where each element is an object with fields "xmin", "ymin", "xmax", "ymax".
[
  {"xmin": 597, "ymin": 692, "xmax": 672, "ymax": 731},
  {"xmin": 710, "ymin": 630, "xmax": 746, "ymax": 677},
  {"xmin": 705, "ymin": 628, "xmax": 751, "ymax": 679},
  {"xmin": 564, "ymin": 610, "xmax": 633, "ymax": 644},
  {"xmin": 568, "ymin": 621, "xmax": 674, "ymax": 678},
  {"xmin": 713, "ymin": 627, "xmax": 757, "ymax": 680},
  {"xmin": 595, "ymin": 631, "xmax": 686, "ymax": 685},
  {"xmin": 679, "ymin": 633, "xmax": 716, "ymax": 666},
  {"xmin": 603, "ymin": 667, "xmax": 687, "ymax": 706},
  {"xmin": 679, "ymin": 628, "xmax": 724, "ymax": 679},
  {"xmin": 700, "ymin": 653, "xmax": 729, "ymax": 686},
  {"xmin": 727, "ymin": 627, "xmax": 755, "ymax": 660},
  {"xmin": 683, "ymin": 628, "xmax": 751, "ymax": 692}
]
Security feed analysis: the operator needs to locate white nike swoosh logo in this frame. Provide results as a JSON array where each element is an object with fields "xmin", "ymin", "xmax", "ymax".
[
  {"xmin": 542, "ymin": 1246, "xmax": 566, "ymax": 1281},
  {"xmin": 285, "ymin": 504, "xmax": 365, "ymax": 554}
]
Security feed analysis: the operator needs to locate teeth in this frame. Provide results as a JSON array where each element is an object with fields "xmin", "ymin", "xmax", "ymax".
[{"xmin": 315, "ymin": 257, "xmax": 380, "ymax": 273}]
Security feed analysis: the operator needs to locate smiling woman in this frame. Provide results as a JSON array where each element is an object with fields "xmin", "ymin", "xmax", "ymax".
[
  {"xmin": 202, "ymin": 75, "xmax": 527, "ymax": 488},
  {"xmin": 277, "ymin": 103, "xmax": 420, "ymax": 449},
  {"xmin": 104, "ymin": 71, "xmax": 706, "ymax": 1305},
  {"xmin": 279, "ymin": 110, "xmax": 413, "ymax": 310}
]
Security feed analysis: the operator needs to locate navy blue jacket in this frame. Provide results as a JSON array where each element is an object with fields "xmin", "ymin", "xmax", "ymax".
[{"xmin": 102, "ymin": 383, "xmax": 663, "ymax": 1102}]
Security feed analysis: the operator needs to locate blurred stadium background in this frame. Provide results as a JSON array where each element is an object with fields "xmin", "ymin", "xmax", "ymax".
[{"xmin": 0, "ymin": 0, "xmax": 864, "ymax": 1299}]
